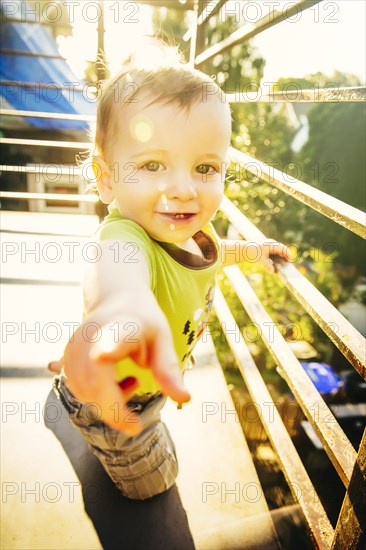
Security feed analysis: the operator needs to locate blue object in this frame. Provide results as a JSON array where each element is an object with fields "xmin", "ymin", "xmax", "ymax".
[
  {"xmin": 0, "ymin": 0, "xmax": 95, "ymax": 130},
  {"xmin": 300, "ymin": 361, "xmax": 344, "ymax": 395}
]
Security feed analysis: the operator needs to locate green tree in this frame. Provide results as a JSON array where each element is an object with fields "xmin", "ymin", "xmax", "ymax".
[{"xmin": 277, "ymin": 73, "xmax": 365, "ymax": 274}]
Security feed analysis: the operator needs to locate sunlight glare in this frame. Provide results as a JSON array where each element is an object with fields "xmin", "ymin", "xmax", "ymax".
[
  {"xmin": 130, "ymin": 115, "xmax": 153, "ymax": 143},
  {"xmin": 160, "ymin": 193, "xmax": 169, "ymax": 210}
]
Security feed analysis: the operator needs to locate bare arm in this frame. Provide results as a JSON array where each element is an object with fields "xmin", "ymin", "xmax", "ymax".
[
  {"xmin": 220, "ymin": 239, "xmax": 292, "ymax": 271},
  {"xmin": 63, "ymin": 240, "xmax": 190, "ymax": 435}
]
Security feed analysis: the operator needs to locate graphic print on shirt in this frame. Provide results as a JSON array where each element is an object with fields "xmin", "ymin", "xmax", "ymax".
[{"xmin": 181, "ymin": 285, "xmax": 215, "ymax": 364}]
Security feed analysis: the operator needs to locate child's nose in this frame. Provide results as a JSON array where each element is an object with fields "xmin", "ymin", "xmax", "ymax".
[{"xmin": 166, "ymin": 176, "xmax": 198, "ymax": 201}]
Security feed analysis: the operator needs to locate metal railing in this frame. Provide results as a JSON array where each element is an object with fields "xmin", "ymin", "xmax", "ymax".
[
  {"xmin": 0, "ymin": 110, "xmax": 94, "ymax": 209},
  {"xmin": 192, "ymin": 0, "xmax": 322, "ymax": 66}
]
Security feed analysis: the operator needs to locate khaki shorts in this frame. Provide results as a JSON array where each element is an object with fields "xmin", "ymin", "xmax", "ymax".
[{"xmin": 53, "ymin": 374, "xmax": 178, "ymax": 500}]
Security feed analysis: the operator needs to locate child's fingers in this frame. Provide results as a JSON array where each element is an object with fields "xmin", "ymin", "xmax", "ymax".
[
  {"xmin": 118, "ymin": 376, "xmax": 140, "ymax": 401},
  {"xmin": 268, "ymin": 242, "xmax": 293, "ymax": 261},
  {"xmin": 119, "ymin": 375, "xmax": 138, "ymax": 391},
  {"xmin": 102, "ymin": 390, "xmax": 142, "ymax": 436},
  {"xmin": 90, "ymin": 322, "xmax": 190, "ymax": 406},
  {"xmin": 263, "ymin": 258, "xmax": 276, "ymax": 274},
  {"xmin": 90, "ymin": 328, "xmax": 142, "ymax": 364},
  {"xmin": 90, "ymin": 364, "xmax": 142, "ymax": 435},
  {"xmin": 48, "ymin": 358, "xmax": 64, "ymax": 373},
  {"xmin": 64, "ymin": 361, "xmax": 142, "ymax": 435}
]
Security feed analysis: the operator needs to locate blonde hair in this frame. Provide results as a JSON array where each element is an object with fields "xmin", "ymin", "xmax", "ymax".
[{"xmin": 95, "ymin": 55, "xmax": 226, "ymax": 158}]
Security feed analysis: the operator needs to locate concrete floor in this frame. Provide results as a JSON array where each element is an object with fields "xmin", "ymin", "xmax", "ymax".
[{"xmin": 1, "ymin": 212, "xmax": 279, "ymax": 549}]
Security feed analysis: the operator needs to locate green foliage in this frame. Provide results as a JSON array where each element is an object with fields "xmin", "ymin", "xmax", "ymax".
[
  {"xmin": 299, "ymin": 102, "xmax": 365, "ymax": 208},
  {"xmin": 282, "ymin": 73, "xmax": 366, "ymax": 273}
]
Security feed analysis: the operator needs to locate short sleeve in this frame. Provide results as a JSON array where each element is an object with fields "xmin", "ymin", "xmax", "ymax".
[{"xmin": 96, "ymin": 210, "xmax": 157, "ymax": 291}]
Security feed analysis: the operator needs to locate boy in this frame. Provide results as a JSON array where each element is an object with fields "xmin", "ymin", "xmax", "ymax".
[{"xmin": 52, "ymin": 54, "xmax": 291, "ymax": 500}]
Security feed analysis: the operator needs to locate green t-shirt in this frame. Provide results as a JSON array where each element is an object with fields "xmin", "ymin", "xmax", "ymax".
[{"xmin": 95, "ymin": 208, "xmax": 222, "ymax": 395}]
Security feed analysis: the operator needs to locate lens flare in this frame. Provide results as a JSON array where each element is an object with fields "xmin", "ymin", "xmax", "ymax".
[
  {"xmin": 130, "ymin": 115, "xmax": 153, "ymax": 142},
  {"xmin": 160, "ymin": 193, "xmax": 170, "ymax": 211}
]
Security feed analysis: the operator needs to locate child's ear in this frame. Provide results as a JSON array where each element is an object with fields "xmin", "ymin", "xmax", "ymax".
[{"xmin": 93, "ymin": 155, "xmax": 114, "ymax": 204}]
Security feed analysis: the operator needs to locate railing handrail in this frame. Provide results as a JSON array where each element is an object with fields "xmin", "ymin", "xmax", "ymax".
[
  {"xmin": 189, "ymin": 1, "xmax": 366, "ymax": 544},
  {"xmin": 0, "ymin": 80, "xmax": 84, "ymax": 91},
  {"xmin": 0, "ymin": 48, "xmax": 65, "ymax": 60},
  {"xmin": 0, "ymin": 164, "xmax": 82, "ymax": 175},
  {"xmin": 225, "ymin": 86, "xmax": 366, "ymax": 103},
  {"xmin": 228, "ymin": 147, "xmax": 366, "ymax": 239},
  {"xmin": 195, "ymin": 0, "xmax": 322, "ymax": 66},
  {"xmin": 0, "ymin": 138, "xmax": 91, "ymax": 149},
  {"xmin": 0, "ymin": 191, "xmax": 98, "ymax": 202},
  {"xmin": 0, "ymin": 109, "xmax": 95, "ymax": 121}
]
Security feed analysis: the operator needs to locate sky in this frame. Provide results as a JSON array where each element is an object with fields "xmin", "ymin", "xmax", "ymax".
[
  {"xmin": 57, "ymin": 0, "xmax": 365, "ymax": 84},
  {"xmin": 57, "ymin": 2, "xmax": 154, "ymax": 78},
  {"xmin": 252, "ymin": 0, "xmax": 366, "ymax": 84}
]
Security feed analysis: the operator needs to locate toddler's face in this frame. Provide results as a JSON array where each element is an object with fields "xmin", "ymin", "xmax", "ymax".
[{"xmin": 102, "ymin": 94, "xmax": 231, "ymax": 243}]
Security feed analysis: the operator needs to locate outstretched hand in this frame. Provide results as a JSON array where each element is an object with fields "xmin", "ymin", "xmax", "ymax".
[
  {"xmin": 61, "ymin": 319, "xmax": 190, "ymax": 436},
  {"xmin": 220, "ymin": 238, "xmax": 293, "ymax": 270}
]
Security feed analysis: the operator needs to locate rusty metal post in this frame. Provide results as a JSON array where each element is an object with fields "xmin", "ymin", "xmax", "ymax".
[
  {"xmin": 195, "ymin": 0, "xmax": 206, "ymax": 58},
  {"xmin": 96, "ymin": 0, "xmax": 107, "ymax": 81},
  {"xmin": 189, "ymin": 0, "xmax": 207, "ymax": 67},
  {"xmin": 331, "ymin": 428, "xmax": 366, "ymax": 549}
]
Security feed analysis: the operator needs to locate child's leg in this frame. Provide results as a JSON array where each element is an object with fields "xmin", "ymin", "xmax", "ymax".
[{"xmin": 53, "ymin": 373, "xmax": 178, "ymax": 500}]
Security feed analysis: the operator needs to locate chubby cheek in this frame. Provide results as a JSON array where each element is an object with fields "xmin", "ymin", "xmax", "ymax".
[
  {"xmin": 203, "ymin": 183, "xmax": 224, "ymax": 214},
  {"xmin": 112, "ymin": 179, "xmax": 148, "ymax": 207}
]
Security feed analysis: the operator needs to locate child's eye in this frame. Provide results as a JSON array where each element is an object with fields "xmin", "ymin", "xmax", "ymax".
[
  {"xmin": 196, "ymin": 163, "xmax": 219, "ymax": 175},
  {"xmin": 140, "ymin": 161, "xmax": 164, "ymax": 172}
]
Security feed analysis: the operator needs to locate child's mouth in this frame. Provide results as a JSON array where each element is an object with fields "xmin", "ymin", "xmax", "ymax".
[
  {"xmin": 158, "ymin": 213, "xmax": 196, "ymax": 221},
  {"xmin": 172, "ymin": 213, "xmax": 194, "ymax": 219}
]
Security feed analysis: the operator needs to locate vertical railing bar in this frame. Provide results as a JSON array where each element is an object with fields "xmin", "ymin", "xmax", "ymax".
[
  {"xmin": 188, "ymin": 0, "xmax": 200, "ymax": 67},
  {"xmin": 183, "ymin": 0, "xmax": 227, "ymax": 41},
  {"xmin": 331, "ymin": 429, "xmax": 366, "ymax": 549}
]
